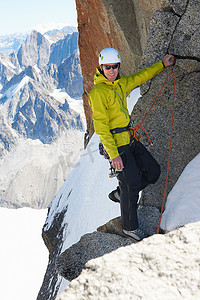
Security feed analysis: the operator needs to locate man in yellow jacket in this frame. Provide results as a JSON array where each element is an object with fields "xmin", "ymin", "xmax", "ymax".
[{"xmin": 89, "ymin": 48, "xmax": 175, "ymax": 241}]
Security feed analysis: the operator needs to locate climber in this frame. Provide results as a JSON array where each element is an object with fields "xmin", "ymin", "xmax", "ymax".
[{"xmin": 89, "ymin": 48, "xmax": 175, "ymax": 241}]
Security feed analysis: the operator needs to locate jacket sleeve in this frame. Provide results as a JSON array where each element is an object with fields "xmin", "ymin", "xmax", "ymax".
[
  {"xmin": 89, "ymin": 89, "xmax": 119, "ymax": 160},
  {"xmin": 123, "ymin": 61, "xmax": 164, "ymax": 93}
]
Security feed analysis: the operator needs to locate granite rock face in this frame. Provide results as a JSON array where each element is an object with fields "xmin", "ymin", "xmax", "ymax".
[
  {"xmin": 132, "ymin": 0, "xmax": 200, "ymax": 208},
  {"xmin": 75, "ymin": 0, "xmax": 163, "ymax": 142},
  {"xmin": 76, "ymin": 0, "xmax": 199, "ymax": 206},
  {"xmin": 169, "ymin": 0, "xmax": 200, "ymax": 58},
  {"xmin": 37, "ymin": 208, "xmax": 69, "ymax": 300}
]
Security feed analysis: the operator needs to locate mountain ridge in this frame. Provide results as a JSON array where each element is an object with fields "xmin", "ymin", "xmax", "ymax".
[
  {"xmin": 0, "ymin": 26, "xmax": 85, "ymax": 209},
  {"xmin": 0, "ymin": 24, "xmax": 77, "ymax": 55}
]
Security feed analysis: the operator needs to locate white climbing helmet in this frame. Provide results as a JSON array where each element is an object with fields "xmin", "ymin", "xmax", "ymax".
[{"xmin": 99, "ymin": 48, "xmax": 121, "ymax": 65}]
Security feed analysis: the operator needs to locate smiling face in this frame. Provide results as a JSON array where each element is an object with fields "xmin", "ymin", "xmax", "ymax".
[{"xmin": 100, "ymin": 63, "xmax": 119, "ymax": 81}]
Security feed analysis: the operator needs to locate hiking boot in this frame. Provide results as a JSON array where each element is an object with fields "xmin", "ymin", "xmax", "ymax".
[
  {"xmin": 122, "ymin": 228, "xmax": 148, "ymax": 241},
  {"xmin": 108, "ymin": 187, "xmax": 120, "ymax": 203}
]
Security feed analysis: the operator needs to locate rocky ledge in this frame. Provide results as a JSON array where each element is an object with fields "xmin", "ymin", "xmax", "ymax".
[{"xmin": 56, "ymin": 221, "xmax": 200, "ymax": 300}]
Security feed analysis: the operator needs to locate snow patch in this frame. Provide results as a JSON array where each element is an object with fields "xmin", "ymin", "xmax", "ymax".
[
  {"xmin": 50, "ymin": 88, "xmax": 86, "ymax": 120},
  {"xmin": 0, "ymin": 207, "xmax": 48, "ymax": 300},
  {"xmin": 161, "ymin": 153, "xmax": 200, "ymax": 232},
  {"xmin": 2, "ymin": 76, "xmax": 29, "ymax": 99},
  {"xmin": 33, "ymin": 64, "xmax": 41, "ymax": 73},
  {"xmin": 0, "ymin": 59, "xmax": 16, "ymax": 70}
]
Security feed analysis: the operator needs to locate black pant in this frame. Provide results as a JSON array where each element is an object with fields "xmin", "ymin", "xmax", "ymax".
[{"xmin": 117, "ymin": 141, "xmax": 161, "ymax": 231}]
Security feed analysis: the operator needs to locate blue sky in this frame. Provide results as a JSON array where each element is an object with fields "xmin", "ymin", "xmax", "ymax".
[{"xmin": 0, "ymin": 0, "xmax": 77, "ymax": 35}]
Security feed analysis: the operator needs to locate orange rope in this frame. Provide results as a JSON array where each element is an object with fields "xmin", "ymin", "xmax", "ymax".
[
  {"xmin": 157, "ymin": 71, "xmax": 176, "ymax": 233},
  {"xmin": 130, "ymin": 70, "xmax": 176, "ymax": 234}
]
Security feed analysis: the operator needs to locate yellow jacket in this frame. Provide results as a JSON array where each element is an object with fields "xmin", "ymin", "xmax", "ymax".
[{"xmin": 89, "ymin": 61, "xmax": 164, "ymax": 159}]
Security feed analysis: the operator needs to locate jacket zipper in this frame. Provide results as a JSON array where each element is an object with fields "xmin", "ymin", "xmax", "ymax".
[{"xmin": 110, "ymin": 86, "xmax": 129, "ymax": 119}]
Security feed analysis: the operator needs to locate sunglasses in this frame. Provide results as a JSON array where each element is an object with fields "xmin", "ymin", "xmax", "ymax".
[{"xmin": 102, "ymin": 63, "xmax": 119, "ymax": 70}]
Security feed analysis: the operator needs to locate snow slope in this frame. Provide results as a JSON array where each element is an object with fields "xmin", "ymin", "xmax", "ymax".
[
  {"xmin": 54, "ymin": 137, "xmax": 200, "ymax": 296},
  {"xmin": 0, "ymin": 207, "xmax": 48, "ymax": 300},
  {"xmin": 161, "ymin": 153, "xmax": 200, "ymax": 232},
  {"xmin": 44, "ymin": 88, "xmax": 141, "ymax": 294}
]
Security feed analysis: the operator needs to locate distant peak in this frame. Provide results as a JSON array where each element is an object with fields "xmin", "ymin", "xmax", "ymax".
[{"xmin": 32, "ymin": 23, "xmax": 76, "ymax": 35}]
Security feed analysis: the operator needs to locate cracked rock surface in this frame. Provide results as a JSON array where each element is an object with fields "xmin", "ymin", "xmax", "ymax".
[
  {"xmin": 133, "ymin": 0, "xmax": 200, "ymax": 208},
  {"xmin": 169, "ymin": 0, "xmax": 200, "ymax": 58}
]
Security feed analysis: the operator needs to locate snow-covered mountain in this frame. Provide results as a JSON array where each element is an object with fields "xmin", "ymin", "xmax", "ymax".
[
  {"xmin": 33, "ymin": 23, "xmax": 77, "ymax": 35},
  {"xmin": 0, "ymin": 52, "xmax": 21, "ymax": 88},
  {"xmin": 0, "ymin": 32, "xmax": 27, "ymax": 56},
  {"xmin": 0, "ymin": 34, "xmax": 84, "ymax": 154},
  {"xmin": 0, "ymin": 76, "xmax": 85, "ymax": 208},
  {"xmin": 0, "ymin": 31, "xmax": 82, "ymax": 97},
  {"xmin": 0, "ymin": 74, "xmax": 85, "ymax": 208},
  {"xmin": 0, "ymin": 26, "xmax": 85, "ymax": 209}
]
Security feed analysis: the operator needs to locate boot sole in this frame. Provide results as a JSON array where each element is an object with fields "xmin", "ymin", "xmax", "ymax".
[{"xmin": 122, "ymin": 231, "xmax": 140, "ymax": 242}]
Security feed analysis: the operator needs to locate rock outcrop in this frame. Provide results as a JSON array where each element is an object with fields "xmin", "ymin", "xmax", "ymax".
[
  {"xmin": 55, "ymin": 206, "xmax": 161, "ymax": 282},
  {"xmin": 56, "ymin": 221, "xmax": 200, "ymax": 300},
  {"xmin": 56, "ymin": 231, "xmax": 134, "ymax": 282}
]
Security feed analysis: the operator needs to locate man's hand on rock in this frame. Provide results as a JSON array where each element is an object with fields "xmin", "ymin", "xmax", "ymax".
[{"xmin": 162, "ymin": 54, "xmax": 176, "ymax": 67}]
